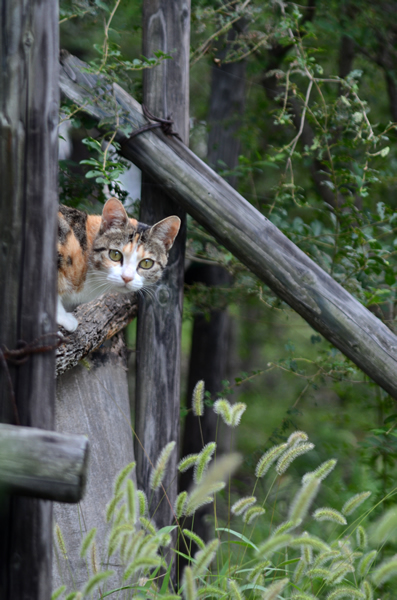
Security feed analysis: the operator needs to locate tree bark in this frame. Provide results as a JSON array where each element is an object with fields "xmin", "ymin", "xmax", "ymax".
[
  {"xmin": 59, "ymin": 54, "xmax": 397, "ymax": 401},
  {"xmin": 135, "ymin": 0, "xmax": 190, "ymax": 539},
  {"xmin": 56, "ymin": 291, "xmax": 138, "ymax": 377},
  {"xmin": 0, "ymin": 0, "xmax": 59, "ymax": 597}
]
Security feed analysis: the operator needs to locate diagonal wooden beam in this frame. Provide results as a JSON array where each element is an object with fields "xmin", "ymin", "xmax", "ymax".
[{"xmin": 59, "ymin": 52, "xmax": 397, "ymax": 399}]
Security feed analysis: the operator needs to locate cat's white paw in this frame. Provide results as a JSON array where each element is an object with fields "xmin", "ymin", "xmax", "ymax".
[{"xmin": 57, "ymin": 313, "xmax": 79, "ymax": 332}]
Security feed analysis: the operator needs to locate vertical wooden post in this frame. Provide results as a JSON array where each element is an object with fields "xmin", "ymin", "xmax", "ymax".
[
  {"xmin": 135, "ymin": 0, "xmax": 190, "ymax": 531},
  {"xmin": 0, "ymin": 0, "xmax": 59, "ymax": 597}
]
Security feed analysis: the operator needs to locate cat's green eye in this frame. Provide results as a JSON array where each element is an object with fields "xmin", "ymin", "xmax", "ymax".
[
  {"xmin": 139, "ymin": 259, "xmax": 154, "ymax": 269},
  {"xmin": 109, "ymin": 249, "xmax": 122, "ymax": 262}
]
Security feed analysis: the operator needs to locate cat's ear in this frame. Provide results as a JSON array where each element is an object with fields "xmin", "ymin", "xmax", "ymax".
[
  {"xmin": 100, "ymin": 198, "xmax": 128, "ymax": 232},
  {"xmin": 149, "ymin": 216, "xmax": 181, "ymax": 251}
]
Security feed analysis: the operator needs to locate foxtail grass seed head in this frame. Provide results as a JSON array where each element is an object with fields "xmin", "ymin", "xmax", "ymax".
[
  {"xmin": 360, "ymin": 580, "xmax": 373, "ymax": 600},
  {"xmin": 342, "ymin": 491, "xmax": 371, "ymax": 516},
  {"xmin": 90, "ymin": 541, "xmax": 99, "ymax": 574},
  {"xmin": 127, "ymin": 478, "xmax": 137, "ymax": 522},
  {"xmin": 276, "ymin": 442, "xmax": 315, "ymax": 475},
  {"xmin": 306, "ymin": 567, "xmax": 331, "ymax": 580},
  {"xmin": 255, "ymin": 443, "xmax": 289, "ymax": 478},
  {"xmin": 263, "ymin": 577, "xmax": 289, "ymax": 600},
  {"xmin": 137, "ymin": 490, "xmax": 148, "ymax": 517},
  {"xmin": 327, "ymin": 563, "xmax": 355, "ymax": 585},
  {"xmin": 114, "ymin": 505, "xmax": 126, "ymax": 527},
  {"xmin": 290, "ymin": 535, "xmax": 330, "ymax": 554},
  {"xmin": 256, "ymin": 534, "xmax": 293, "ymax": 558},
  {"xmin": 182, "ymin": 529, "xmax": 205, "ymax": 550},
  {"xmin": 197, "ymin": 586, "xmax": 226, "ymax": 597},
  {"xmin": 247, "ymin": 560, "xmax": 271, "ymax": 582},
  {"xmin": 213, "ymin": 399, "xmax": 232, "ymax": 425},
  {"xmin": 182, "ymin": 566, "xmax": 197, "ymax": 600},
  {"xmin": 114, "ymin": 461, "xmax": 136, "ymax": 496},
  {"xmin": 358, "ymin": 550, "xmax": 377, "ymax": 578},
  {"xmin": 326, "ymin": 586, "xmax": 366, "ymax": 599},
  {"xmin": 192, "ymin": 380, "xmax": 205, "ymax": 417},
  {"xmin": 55, "ymin": 523, "xmax": 68, "ymax": 560},
  {"xmin": 185, "ymin": 495, "xmax": 215, "ymax": 515},
  {"xmin": 293, "ymin": 558, "xmax": 308, "ymax": 584},
  {"xmin": 273, "ymin": 520, "xmax": 298, "ymax": 535},
  {"xmin": 178, "ymin": 454, "xmax": 199, "ymax": 473},
  {"xmin": 231, "ymin": 496, "xmax": 256, "ymax": 516},
  {"xmin": 370, "ymin": 506, "xmax": 397, "ymax": 543},
  {"xmin": 52, "ymin": 586, "xmax": 66, "ymax": 600},
  {"xmin": 302, "ymin": 459, "xmax": 337, "ymax": 484},
  {"xmin": 287, "ymin": 431, "xmax": 309, "ymax": 446},
  {"xmin": 150, "ymin": 441, "xmax": 176, "ymax": 491},
  {"xmin": 230, "ymin": 402, "xmax": 247, "ymax": 427},
  {"xmin": 194, "ymin": 442, "xmax": 217, "ymax": 483},
  {"xmin": 313, "ymin": 550, "xmax": 341, "ymax": 568},
  {"xmin": 227, "ymin": 579, "xmax": 243, "ymax": 600},
  {"xmin": 83, "ymin": 571, "xmax": 114, "ymax": 596},
  {"xmin": 106, "ymin": 492, "xmax": 123, "ymax": 523},
  {"xmin": 123, "ymin": 557, "xmax": 163, "ymax": 580},
  {"xmin": 292, "ymin": 591, "xmax": 318, "ymax": 600},
  {"xmin": 243, "ymin": 506, "xmax": 266, "ymax": 524},
  {"xmin": 186, "ymin": 453, "xmax": 241, "ymax": 515},
  {"xmin": 175, "ymin": 491, "xmax": 188, "ymax": 518},
  {"xmin": 80, "ymin": 527, "xmax": 96, "ymax": 559},
  {"xmin": 289, "ymin": 477, "xmax": 321, "ymax": 524},
  {"xmin": 372, "ymin": 554, "xmax": 397, "ymax": 586},
  {"xmin": 313, "ymin": 507, "xmax": 347, "ymax": 525},
  {"xmin": 139, "ymin": 516, "xmax": 157, "ymax": 536},
  {"xmin": 301, "ymin": 532, "xmax": 313, "ymax": 564},
  {"xmin": 192, "ymin": 539, "xmax": 220, "ymax": 577},
  {"xmin": 356, "ymin": 526, "xmax": 367, "ymax": 550}
]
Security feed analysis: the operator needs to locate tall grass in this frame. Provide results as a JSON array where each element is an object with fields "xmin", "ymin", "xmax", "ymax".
[{"xmin": 53, "ymin": 384, "xmax": 397, "ymax": 600}]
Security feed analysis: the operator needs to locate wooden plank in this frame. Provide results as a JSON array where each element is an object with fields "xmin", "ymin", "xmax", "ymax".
[
  {"xmin": 53, "ymin": 335, "xmax": 137, "ymax": 594},
  {"xmin": 135, "ymin": 0, "xmax": 189, "ymax": 538},
  {"xmin": 59, "ymin": 54, "xmax": 397, "ymax": 400},
  {"xmin": 0, "ymin": 424, "xmax": 88, "ymax": 503},
  {"xmin": 0, "ymin": 0, "xmax": 59, "ymax": 597}
]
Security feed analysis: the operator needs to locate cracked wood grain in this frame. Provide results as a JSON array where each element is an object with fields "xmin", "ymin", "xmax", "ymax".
[{"xmin": 56, "ymin": 292, "xmax": 138, "ymax": 377}]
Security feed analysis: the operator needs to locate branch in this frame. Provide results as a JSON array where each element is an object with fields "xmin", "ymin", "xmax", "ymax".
[
  {"xmin": 0, "ymin": 423, "xmax": 88, "ymax": 503},
  {"xmin": 56, "ymin": 291, "xmax": 138, "ymax": 377}
]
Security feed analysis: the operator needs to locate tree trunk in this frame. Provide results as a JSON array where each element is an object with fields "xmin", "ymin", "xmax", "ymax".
[
  {"xmin": 53, "ymin": 334, "xmax": 136, "ymax": 595},
  {"xmin": 135, "ymin": 0, "xmax": 190, "ymax": 539},
  {"xmin": 0, "ymin": 0, "xmax": 59, "ymax": 597}
]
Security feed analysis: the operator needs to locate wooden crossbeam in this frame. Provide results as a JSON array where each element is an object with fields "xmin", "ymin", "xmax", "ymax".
[
  {"xmin": 0, "ymin": 424, "xmax": 88, "ymax": 503},
  {"xmin": 59, "ymin": 52, "xmax": 397, "ymax": 400}
]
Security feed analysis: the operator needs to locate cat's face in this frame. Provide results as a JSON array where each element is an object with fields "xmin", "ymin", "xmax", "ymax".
[{"xmin": 90, "ymin": 198, "xmax": 181, "ymax": 294}]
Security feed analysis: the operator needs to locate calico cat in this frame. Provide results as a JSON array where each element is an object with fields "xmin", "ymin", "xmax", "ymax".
[{"xmin": 57, "ymin": 198, "xmax": 181, "ymax": 332}]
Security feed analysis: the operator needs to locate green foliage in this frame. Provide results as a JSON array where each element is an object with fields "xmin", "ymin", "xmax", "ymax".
[{"xmin": 54, "ymin": 396, "xmax": 397, "ymax": 599}]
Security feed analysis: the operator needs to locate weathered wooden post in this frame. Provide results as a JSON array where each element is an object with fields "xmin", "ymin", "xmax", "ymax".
[
  {"xmin": 0, "ymin": 0, "xmax": 59, "ymax": 596},
  {"xmin": 135, "ymin": 0, "xmax": 190, "ymax": 533}
]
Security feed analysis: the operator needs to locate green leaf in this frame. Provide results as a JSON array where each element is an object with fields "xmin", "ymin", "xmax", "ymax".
[{"xmin": 216, "ymin": 528, "xmax": 258, "ymax": 551}]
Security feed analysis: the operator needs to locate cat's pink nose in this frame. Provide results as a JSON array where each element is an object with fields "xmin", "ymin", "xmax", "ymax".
[{"xmin": 122, "ymin": 275, "xmax": 133, "ymax": 284}]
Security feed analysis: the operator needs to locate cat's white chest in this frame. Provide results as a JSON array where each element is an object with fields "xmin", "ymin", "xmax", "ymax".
[{"xmin": 61, "ymin": 271, "xmax": 110, "ymax": 311}]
